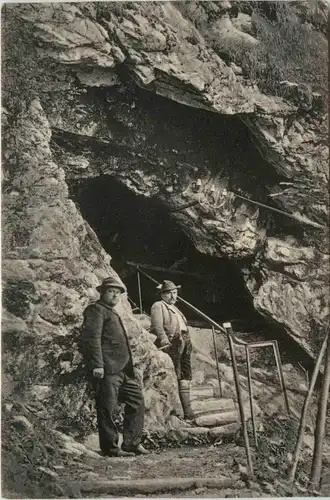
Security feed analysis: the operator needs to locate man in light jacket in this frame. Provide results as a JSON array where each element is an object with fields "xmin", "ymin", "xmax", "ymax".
[
  {"xmin": 81, "ymin": 276, "xmax": 148, "ymax": 457},
  {"xmin": 150, "ymin": 280, "xmax": 194, "ymax": 420}
]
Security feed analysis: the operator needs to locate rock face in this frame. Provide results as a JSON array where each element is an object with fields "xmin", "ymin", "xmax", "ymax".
[
  {"xmin": 2, "ymin": 1, "xmax": 329, "ymax": 428},
  {"xmin": 2, "ymin": 99, "xmax": 180, "ymax": 429}
]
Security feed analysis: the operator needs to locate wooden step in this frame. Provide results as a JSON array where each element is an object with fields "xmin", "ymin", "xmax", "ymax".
[
  {"xmin": 191, "ymin": 397, "xmax": 235, "ymax": 415},
  {"xmin": 178, "ymin": 426, "xmax": 210, "ymax": 437},
  {"xmin": 194, "ymin": 410, "xmax": 238, "ymax": 427},
  {"xmin": 208, "ymin": 422, "xmax": 240, "ymax": 439},
  {"xmin": 191, "ymin": 386, "xmax": 214, "ymax": 400}
]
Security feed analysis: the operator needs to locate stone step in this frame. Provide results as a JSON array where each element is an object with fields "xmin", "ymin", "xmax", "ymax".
[
  {"xmin": 194, "ymin": 410, "xmax": 238, "ymax": 428},
  {"xmin": 191, "ymin": 397, "xmax": 235, "ymax": 415},
  {"xmin": 191, "ymin": 386, "xmax": 215, "ymax": 400}
]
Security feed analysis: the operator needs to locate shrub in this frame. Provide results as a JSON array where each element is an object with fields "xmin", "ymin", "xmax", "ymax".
[
  {"xmin": 246, "ymin": 3, "xmax": 328, "ymax": 101},
  {"xmin": 203, "ymin": 2, "xmax": 328, "ymax": 107}
]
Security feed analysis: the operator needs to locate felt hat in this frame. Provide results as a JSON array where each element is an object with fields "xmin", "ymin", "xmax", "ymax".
[
  {"xmin": 96, "ymin": 277, "xmax": 126, "ymax": 294},
  {"xmin": 156, "ymin": 280, "xmax": 181, "ymax": 293}
]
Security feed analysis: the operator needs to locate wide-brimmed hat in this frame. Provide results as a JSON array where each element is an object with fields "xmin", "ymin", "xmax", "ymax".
[
  {"xmin": 156, "ymin": 280, "xmax": 181, "ymax": 293},
  {"xmin": 96, "ymin": 277, "xmax": 126, "ymax": 294}
]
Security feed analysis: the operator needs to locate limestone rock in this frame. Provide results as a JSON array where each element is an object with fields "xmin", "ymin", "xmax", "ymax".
[
  {"xmin": 231, "ymin": 13, "xmax": 254, "ymax": 36},
  {"xmin": 76, "ymin": 68, "xmax": 120, "ymax": 87},
  {"xmin": 11, "ymin": 415, "xmax": 34, "ymax": 431},
  {"xmin": 38, "ymin": 467, "xmax": 59, "ymax": 479},
  {"xmin": 10, "ymin": 2, "xmax": 293, "ymax": 116},
  {"xmin": 1, "ymin": 310, "xmax": 28, "ymax": 335},
  {"xmin": 83, "ymin": 433, "xmax": 100, "ymax": 452}
]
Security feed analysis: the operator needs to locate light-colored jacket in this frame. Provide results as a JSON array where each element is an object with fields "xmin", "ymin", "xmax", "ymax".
[{"xmin": 150, "ymin": 300, "xmax": 188, "ymax": 347}]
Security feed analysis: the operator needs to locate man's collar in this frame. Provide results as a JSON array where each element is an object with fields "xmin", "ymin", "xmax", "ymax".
[
  {"xmin": 161, "ymin": 300, "xmax": 172, "ymax": 308},
  {"xmin": 98, "ymin": 300, "xmax": 118, "ymax": 314},
  {"xmin": 162, "ymin": 300, "xmax": 180, "ymax": 311}
]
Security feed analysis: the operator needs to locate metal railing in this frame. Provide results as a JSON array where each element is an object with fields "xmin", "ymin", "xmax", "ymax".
[{"xmin": 128, "ymin": 262, "xmax": 291, "ymax": 478}]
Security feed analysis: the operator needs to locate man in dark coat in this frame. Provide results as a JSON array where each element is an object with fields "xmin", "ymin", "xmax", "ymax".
[
  {"xmin": 81, "ymin": 276, "xmax": 148, "ymax": 457},
  {"xmin": 150, "ymin": 280, "xmax": 194, "ymax": 420}
]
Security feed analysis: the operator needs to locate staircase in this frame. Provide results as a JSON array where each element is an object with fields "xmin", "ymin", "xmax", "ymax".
[
  {"xmin": 191, "ymin": 388, "xmax": 237, "ymax": 427},
  {"xmin": 135, "ymin": 312, "xmax": 251, "ymax": 442},
  {"xmin": 156, "ymin": 380, "xmax": 250, "ymax": 444},
  {"xmin": 180, "ymin": 383, "xmax": 252, "ymax": 441},
  {"xmin": 131, "ymin": 265, "xmax": 290, "ymax": 444}
]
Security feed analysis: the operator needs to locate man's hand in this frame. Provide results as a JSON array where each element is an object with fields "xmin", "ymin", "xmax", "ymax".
[
  {"xmin": 159, "ymin": 338, "xmax": 171, "ymax": 351},
  {"xmin": 159, "ymin": 344, "xmax": 170, "ymax": 351},
  {"xmin": 93, "ymin": 367, "xmax": 104, "ymax": 379}
]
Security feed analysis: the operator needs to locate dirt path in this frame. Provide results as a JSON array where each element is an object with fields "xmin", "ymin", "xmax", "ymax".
[
  {"xmin": 56, "ymin": 442, "xmax": 330, "ymax": 498},
  {"xmin": 59, "ymin": 444, "xmax": 258, "ymax": 497},
  {"xmin": 3, "ymin": 406, "xmax": 330, "ymax": 499}
]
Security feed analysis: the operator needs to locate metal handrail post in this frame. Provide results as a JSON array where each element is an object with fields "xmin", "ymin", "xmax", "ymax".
[
  {"xmin": 288, "ymin": 333, "xmax": 329, "ymax": 483},
  {"xmin": 273, "ymin": 341, "xmax": 291, "ymax": 415},
  {"xmin": 211, "ymin": 325, "xmax": 223, "ymax": 398},
  {"xmin": 246, "ymin": 345, "xmax": 257, "ymax": 448},
  {"xmin": 224, "ymin": 323, "xmax": 254, "ymax": 477},
  {"xmin": 137, "ymin": 271, "xmax": 143, "ymax": 315},
  {"xmin": 309, "ymin": 333, "xmax": 330, "ymax": 491}
]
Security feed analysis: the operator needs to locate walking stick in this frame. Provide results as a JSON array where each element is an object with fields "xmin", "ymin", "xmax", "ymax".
[
  {"xmin": 309, "ymin": 332, "xmax": 330, "ymax": 492},
  {"xmin": 288, "ymin": 332, "xmax": 329, "ymax": 484},
  {"xmin": 211, "ymin": 325, "xmax": 223, "ymax": 398}
]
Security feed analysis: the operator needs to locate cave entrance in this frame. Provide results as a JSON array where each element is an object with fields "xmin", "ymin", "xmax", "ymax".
[
  {"xmin": 70, "ymin": 175, "xmax": 262, "ymax": 328},
  {"xmin": 69, "ymin": 174, "xmax": 314, "ymax": 370}
]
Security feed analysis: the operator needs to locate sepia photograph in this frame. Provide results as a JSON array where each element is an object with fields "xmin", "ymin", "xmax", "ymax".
[{"xmin": 1, "ymin": 0, "xmax": 329, "ymax": 498}]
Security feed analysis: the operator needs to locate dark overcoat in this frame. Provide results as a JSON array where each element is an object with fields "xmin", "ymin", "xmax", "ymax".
[{"xmin": 81, "ymin": 300, "xmax": 134, "ymax": 376}]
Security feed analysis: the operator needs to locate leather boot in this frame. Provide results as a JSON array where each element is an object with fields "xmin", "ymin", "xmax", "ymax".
[
  {"xmin": 178, "ymin": 379, "xmax": 194, "ymax": 420},
  {"xmin": 122, "ymin": 444, "xmax": 149, "ymax": 455}
]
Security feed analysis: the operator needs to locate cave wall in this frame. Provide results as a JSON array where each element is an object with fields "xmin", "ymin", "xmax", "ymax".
[
  {"xmin": 2, "ymin": 99, "xmax": 180, "ymax": 430},
  {"xmin": 2, "ymin": 1, "xmax": 329, "ymax": 427}
]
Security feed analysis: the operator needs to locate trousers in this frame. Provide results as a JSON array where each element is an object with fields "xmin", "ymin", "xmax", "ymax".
[
  {"xmin": 93, "ymin": 369, "xmax": 145, "ymax": 454},
  {"xmin": 165, "ymin": 332, "xmax": 192, "ymax": 381}
]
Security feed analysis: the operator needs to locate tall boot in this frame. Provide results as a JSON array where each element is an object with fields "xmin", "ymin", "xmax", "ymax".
[{"xmin": 178, "ymin": 379, "xmax": 194, "ymax": 420}]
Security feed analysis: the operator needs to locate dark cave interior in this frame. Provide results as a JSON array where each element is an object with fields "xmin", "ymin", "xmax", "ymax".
[
  {"xmin": 71, "ymin": 175, "xmax": 255, "ymax": 322},
  {"xmin": 70, "ymin": 175, "xmax": 313, "ymax": 370}
]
